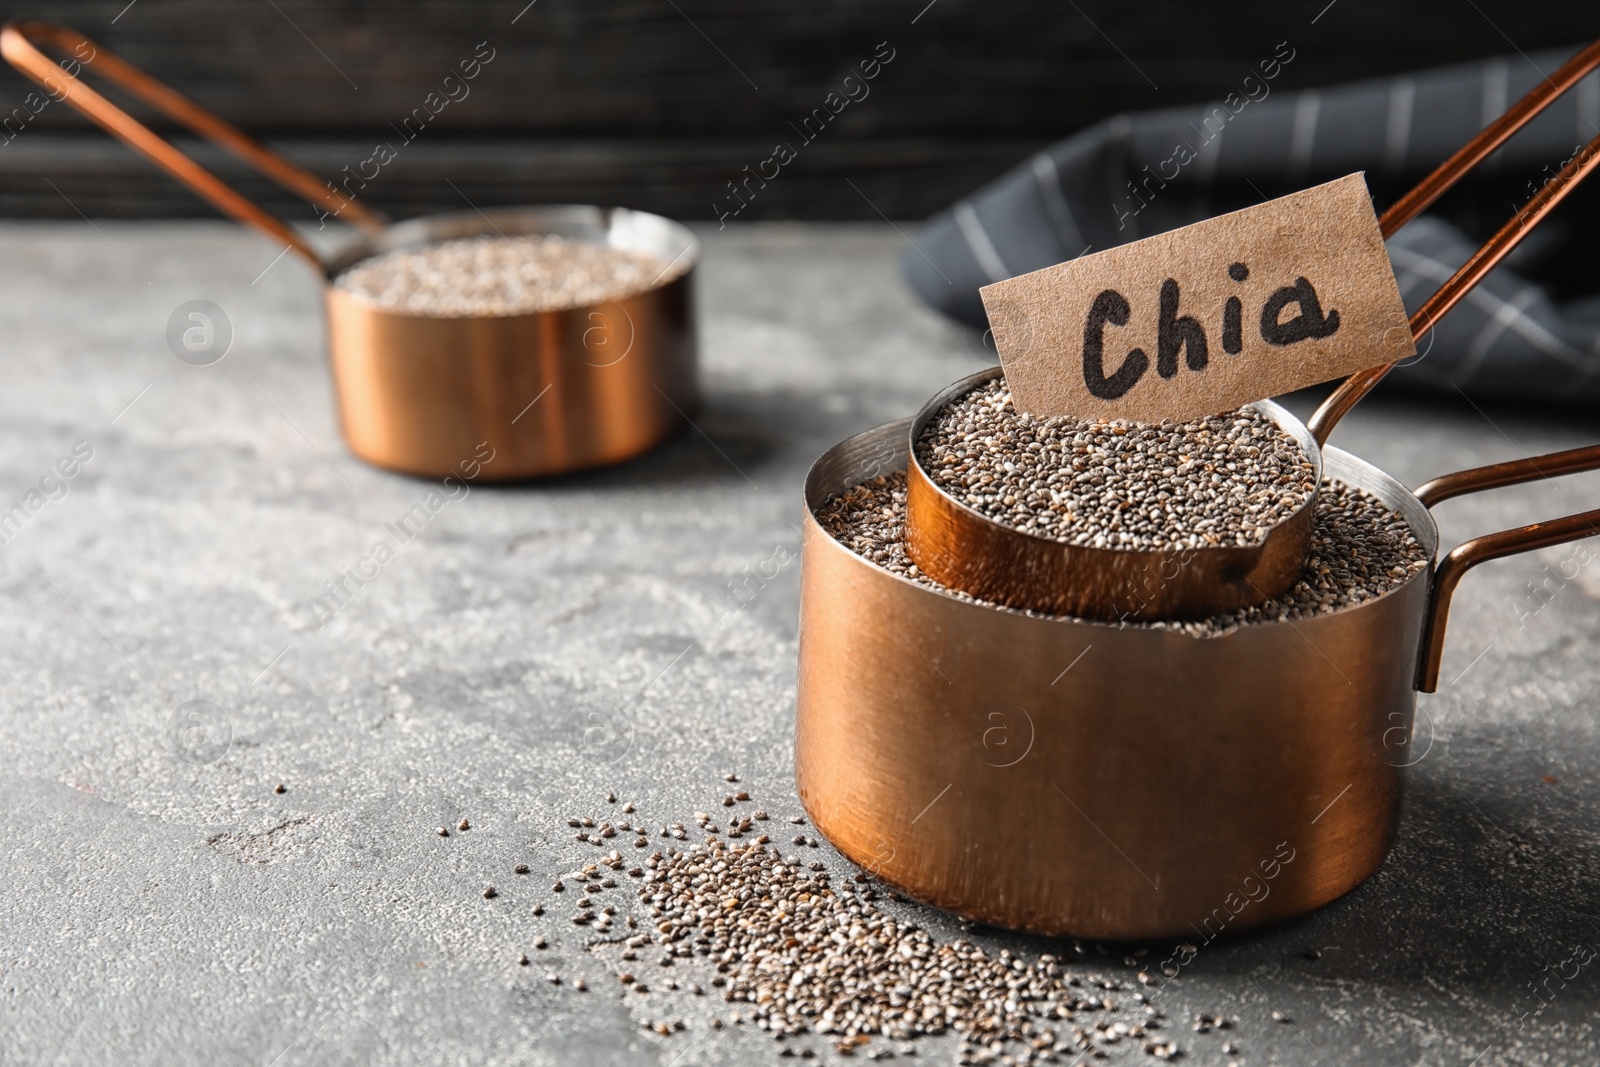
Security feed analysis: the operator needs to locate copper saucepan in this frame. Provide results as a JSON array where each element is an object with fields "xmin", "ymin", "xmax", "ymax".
[
  {"xmin": 800, "ymin": 38, "xmax": 1600, "ymax": 936},
  {"xmin": 1, "ymin": 21, "xmax": 698, "ymax": 479},
  {"xmin": 796, "ymin": 420, "xmax": 1600, "ymax": 939},
  {"xmin": 902, "ymin": 36, "xmax": 1600, "ymax": 621}
]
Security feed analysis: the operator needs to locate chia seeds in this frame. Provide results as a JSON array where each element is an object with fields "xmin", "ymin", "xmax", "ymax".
[
  {"xmin": 916, "ymin": 378, "xmax": 1316, "ymax": 550},
  {"xmin": 817, "ymin": 470, "xmax": 1427, "ymax": 638},
  {"xmin": 563, "ymin": 804, "xmax": 1177, "ymax": 1062},
  {"xmin": 334, "ymin": 234, "xmax": 685, "ymax": 316}
]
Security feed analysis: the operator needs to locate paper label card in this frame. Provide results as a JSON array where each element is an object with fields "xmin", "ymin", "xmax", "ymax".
[{"xmin": 980, "ymin": 173, "xmax": 1415, "ymax": 423}]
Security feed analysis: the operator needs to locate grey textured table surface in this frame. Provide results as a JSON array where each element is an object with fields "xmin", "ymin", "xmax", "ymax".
[{"xmin": 2, "ymin": 221, "xmax": 1598, "ymax": 1066}]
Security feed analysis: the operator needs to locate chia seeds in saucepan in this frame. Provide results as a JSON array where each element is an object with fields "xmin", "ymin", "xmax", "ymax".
[
  {"xmin": 915, "ymin": 378, "xmax": 1317, "ymax": 550},
  {"xmin": 334, "ymin": 234, "xmax": 685, "ymax": 316},
  {"xmin": 817, "ymin": 471, "xmax": 1427, "ymax": 638}
]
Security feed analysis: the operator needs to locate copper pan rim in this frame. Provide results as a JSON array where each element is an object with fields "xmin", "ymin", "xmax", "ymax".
[{"xmin": 797, "ymin": 419, "xmax": 1433, "ymax": 938}]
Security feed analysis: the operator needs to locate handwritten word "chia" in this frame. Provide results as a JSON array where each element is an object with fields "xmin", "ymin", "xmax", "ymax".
[{"xmin": 1084, "ymin": 263, "xmax": 1339, "ymax": 400}]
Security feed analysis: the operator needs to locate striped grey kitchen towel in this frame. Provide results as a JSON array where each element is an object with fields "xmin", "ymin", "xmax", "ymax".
[{"xmin": 904, "ymin": 46, "xmax": 1600, "ymax": 403}]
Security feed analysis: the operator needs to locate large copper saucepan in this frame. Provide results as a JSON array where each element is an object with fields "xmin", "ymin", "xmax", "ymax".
[{"xmin": 796, "ymin": 419, "xmax": 1600, "ymax": 939}]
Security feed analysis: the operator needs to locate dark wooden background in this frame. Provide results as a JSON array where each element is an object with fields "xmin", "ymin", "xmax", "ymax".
[{"xmin": 0, "ymin": 0, "xmax": 1596, "ymax": 221}]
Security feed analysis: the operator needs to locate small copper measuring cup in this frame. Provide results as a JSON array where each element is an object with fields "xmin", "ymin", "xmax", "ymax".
[
  {"xmin": 905, "ymin": 371, "xmax": 1320, "ymax": 620},
  {"xmin": 1, "ymin": 20, "xmax": 698, "ymax": 480},
  {"xmin": 905, "ymin": 37, "xmax": 1600, "ymax": 621}
]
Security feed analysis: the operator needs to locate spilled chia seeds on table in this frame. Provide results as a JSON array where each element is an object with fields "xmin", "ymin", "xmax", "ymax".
[{"xmin": 496, "ymin": 782, "xmax": 1233, "ymax": 1064}]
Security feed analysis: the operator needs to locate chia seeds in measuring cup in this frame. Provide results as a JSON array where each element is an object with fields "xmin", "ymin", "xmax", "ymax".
[{"xmin": 914, "ymin": 377, "xmax": 1318, "ymax": 551}]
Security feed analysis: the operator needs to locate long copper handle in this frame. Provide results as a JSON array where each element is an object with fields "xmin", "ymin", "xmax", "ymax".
[
  {"xmin": 0, "ymin": 20, "xmax": 386, "ymax": 271},
  {"xmin": 1308, "ymin": 39, "xmax": 1600, "ymax": 445},
  {"xmin": 1414, "ymin": 443, "xmax": 1600, "ymax": 507},
  {"xmin": 1413, "ymin": 443, "xmax": 1600, "ymax": 692}
]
